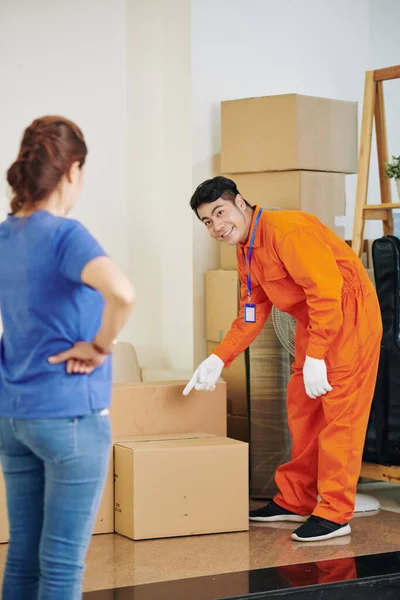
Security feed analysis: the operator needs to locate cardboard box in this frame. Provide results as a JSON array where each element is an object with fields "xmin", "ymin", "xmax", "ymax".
[
  {"xmin": 93, "ymin": 451, "xmax": 114, "ymax": 535},
  {"xmin": 227, "ymin": 415, "xmax": 249, "ymax": 443},
  {"xmin": 208, "ymin": 341, "xmax": 248, "ymax": 416},
  {"xmin": 220, "ymin": 172, "xmax": 346, "ymax": 269},
  {"xmin": 114, "ymin": 433, "xmax": 249, "ymax": 540},
  {"xmin": 0, "ymin": 469, "xmax": 9, "ymax": 543},
  {"xmin": 221, "ymin": 93, "xmax": 358, "ymax": 174},
  {"xmin": 94, "ymin": 380, "xmax": 228, "ymax": 536},
  {"xmin": 229, "ymin": 171, "xmax": 346, "ymax": 236},
  {"xmin": 111, "ymin": 381, "xmax": 227, "ymax": 438}
]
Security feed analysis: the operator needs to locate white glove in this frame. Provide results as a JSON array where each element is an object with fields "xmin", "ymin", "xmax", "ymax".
[
  {"xmin": 182, "ymin": 354, "xmax": 224, "ymax": 396},
  {"xmin": 303, "ymin": 355, "xmax": 333, "ymax": 399}
]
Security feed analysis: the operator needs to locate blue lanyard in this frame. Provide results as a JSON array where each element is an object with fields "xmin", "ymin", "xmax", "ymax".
[{"xmin": 243, "ymin": 208, "xmax": 263, "ymax": 302}]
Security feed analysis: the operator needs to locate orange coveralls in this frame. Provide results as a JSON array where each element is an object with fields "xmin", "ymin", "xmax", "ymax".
[{"xmin": 214, "ymin": 207, "xmax": 382, "ymax": 524}]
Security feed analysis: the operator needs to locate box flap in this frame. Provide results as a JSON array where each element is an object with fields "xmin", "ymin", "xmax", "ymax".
[
  {"xmin": 115, "ymin": 435, "xmax": 245, "ymax": 451},
  {"xmin": 114, "ymin": 432, "xmax": 215, "ymax": 445}
]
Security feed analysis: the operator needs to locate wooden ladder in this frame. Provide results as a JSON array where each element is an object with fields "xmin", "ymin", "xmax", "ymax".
[
  {"xmin": 352, "ymin": 64, "xmax": 400, "ymax": 258},
  {"xmin": 355, "ymin": 65, "xmax": 400, "ymax": 483}
]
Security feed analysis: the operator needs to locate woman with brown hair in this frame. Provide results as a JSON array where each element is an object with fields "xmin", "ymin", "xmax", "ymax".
[{"xmin": 0, "ymin": 116, "xmax": 135, "ymax": 599}]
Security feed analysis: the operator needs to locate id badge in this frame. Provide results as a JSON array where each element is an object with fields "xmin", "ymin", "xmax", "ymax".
[{"xmin": 244, "ymin": 303, "xmax": 256, "ymax": 323}]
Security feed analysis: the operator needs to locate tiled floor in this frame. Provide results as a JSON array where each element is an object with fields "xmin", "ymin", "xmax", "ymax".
[
  {"xmin": 80, "ymin": 509, "xmax": 400, "ymax": 592},
  {"xmin": 1, "ymin": 490, "xmax": 400, "ymax": 595},
  {"xmin": 83, "ymin": 553, "xmax": 400, "ymax": 599}
]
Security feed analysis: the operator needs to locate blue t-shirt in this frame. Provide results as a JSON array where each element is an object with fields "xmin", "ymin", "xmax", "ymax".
[{"xmin": 0, "ymin": 211, "xmax": 112, "ymax": 418}]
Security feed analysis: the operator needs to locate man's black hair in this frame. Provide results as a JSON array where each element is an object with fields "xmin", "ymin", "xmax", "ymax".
[{"xmin": 190, "ymin": 176, "xmax": 251, "ymax": 216}]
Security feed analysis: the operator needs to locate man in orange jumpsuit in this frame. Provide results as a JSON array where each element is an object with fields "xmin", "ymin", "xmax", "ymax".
[{"xmin": 184, "ymin": 176, "xmax": 382, "ymax": 543}]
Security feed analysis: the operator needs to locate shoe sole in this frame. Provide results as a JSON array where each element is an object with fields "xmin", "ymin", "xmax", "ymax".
[
  {"xmin": 291, "ymin": 523, "xmax": 352, "ymax": 542},
  {"xmin": 250, "ymin": 514, "xmax": 309, "ymax": 523}
]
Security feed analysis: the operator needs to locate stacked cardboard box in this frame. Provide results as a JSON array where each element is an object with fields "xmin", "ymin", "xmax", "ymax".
[
  {"xmin": 0, "ymin": 380, "xmax": 249, "ymax": 543},
  {"xmin": 109, "ymin": 380, "xmax": 249, "ymax": 541},
  {"xmin": 95, "ymin": 379, "xmax": 229, "ymax": 536},
  {"xmin": 114, "ymin": 433, "xmax": 248, "ymax": 540},
  {"xmin": 206, "ymin": 93, "xmax": 358, "ymax": 498},
  {"xmin": 110, "ymin": 381, "xmax": 248, "ymax": 540},
  {"xmin": 220, "ymin": 94, "xmax": 358, "ymax": 273}
]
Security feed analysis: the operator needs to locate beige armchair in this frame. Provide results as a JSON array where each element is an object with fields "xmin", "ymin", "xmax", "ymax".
[{"xmin": 113, "ymin": 342, "xmax": 192, "ymax": 384}]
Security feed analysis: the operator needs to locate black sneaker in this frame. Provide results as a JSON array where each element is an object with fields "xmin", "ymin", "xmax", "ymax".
[
  {"xmin": 249, "ymin": 500, "xmax": 309, "ymax": 523},
  {"xmin": 291, "ymin": 516, "xmax": 351, "ymax": 542}
]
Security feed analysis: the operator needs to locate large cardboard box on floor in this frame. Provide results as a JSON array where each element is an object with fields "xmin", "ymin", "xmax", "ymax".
[
  {"xmin": 221, "ymin": 93, "xmax": 358, "ymax": 174},
  {"xmin": 110, "ymin": 381, "xmax": 227, "ymax": 438},
  {"xmin": 114, "ymin": 433, "xmax": 249, "ymax": 540},
  {"xmin": 220, "ymin": 172, "xmax": 346, "ymax": 270},
  {"xmin": 94, "ymin": 381, "xmax": 227, "ymax": 535}
]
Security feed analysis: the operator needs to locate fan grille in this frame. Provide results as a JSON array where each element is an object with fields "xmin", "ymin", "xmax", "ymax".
[{"xmin": 271, "ymin": 306, "xmax": 296, "ymax": 356}]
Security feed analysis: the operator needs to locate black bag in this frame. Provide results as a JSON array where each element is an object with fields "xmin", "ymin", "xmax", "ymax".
[{"xmin": 363, "ymin": 235, "xmax": 400, "ymax": 465}]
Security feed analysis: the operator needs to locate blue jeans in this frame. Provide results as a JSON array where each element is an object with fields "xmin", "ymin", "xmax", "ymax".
[{"xmin": 0, "ymin": 412, "xmax": 112, "ymax": 600}]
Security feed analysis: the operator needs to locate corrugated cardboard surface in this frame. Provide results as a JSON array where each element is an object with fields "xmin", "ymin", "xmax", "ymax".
[
  {"xmin": 225, "ymin": 172, "xmax": 302, "ymax": 211},
  {"xmin": 249, "ymin": 317, "xmax": 292, "ymax": 499},
  {"xmin": 207, "ymin": 341, "xmax": 247, "ymax": 416},
  {"xmin": 114, "ymin": 434, "xmax": 249, "ymax": 540},
  {"xmin": 227, "ymin": 415, "xmax": 249, "ymax": 443},
  {"xmin": 221, "ymin": 93, "xmax": 357, "ymax": 174},
  {"xmin": 299, "ymin": 171, "xmax": 346, "ymax": 238},
  {"xmin": 205, "ymin": 270, "xmax": 239, "ymax": 342},
  {"xmin": 222, "ymin": 171, "xmax": 346, "ymax": 241},
  {"xmin": 296, "ymin": 94, "xmax": 358, "ymax": 173},
  {"xmin": 111, "ymin": 381, "xmax": 227, "ymax": 439},
  {"xmin": 0, "ymin": 469, "xmax": 9, "ymax": 543},
  {"xmin": 222, "ymin": 94, "xmax": 297, "ymax": 174}
]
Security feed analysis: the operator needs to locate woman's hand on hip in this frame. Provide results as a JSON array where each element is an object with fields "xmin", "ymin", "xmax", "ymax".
[{"xmin": 48, "ymin": 342, "xmax": 106, "ymax": 374}]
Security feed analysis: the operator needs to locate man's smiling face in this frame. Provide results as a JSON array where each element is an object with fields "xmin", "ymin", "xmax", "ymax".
[{"xmin": 197, "ymin": 195, "xmax": 251, "ymax": 245}]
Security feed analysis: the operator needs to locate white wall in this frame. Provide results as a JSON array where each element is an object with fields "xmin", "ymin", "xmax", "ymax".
[
  {"xmin": 0, "ymin": 0, "xmax": 129, "ymax": 273},
  {"xmin": 127, "ymin": 0, "xmax": 193, "ymax": 370},
  {"xmin": 0, "ymin": 0, "xmax": 193, "ymax": 371}
]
